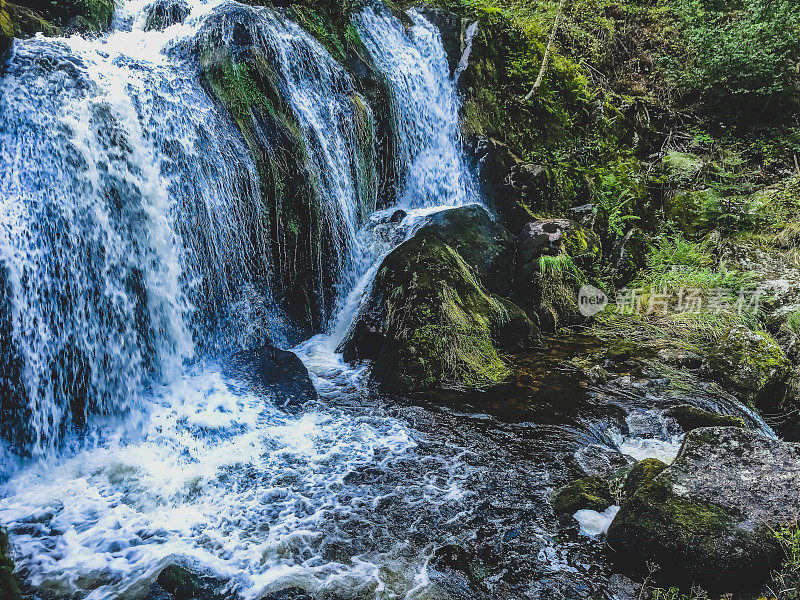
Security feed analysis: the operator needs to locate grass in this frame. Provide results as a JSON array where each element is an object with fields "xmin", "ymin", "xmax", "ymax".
[{"xmin": 769, "ymin": 523, "xmax": 800, "ymax": 599}]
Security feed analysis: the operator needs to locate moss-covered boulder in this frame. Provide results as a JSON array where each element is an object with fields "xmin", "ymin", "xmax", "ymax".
[
  {"xmin": 664, "ymin": 189, "xmax": 718, "ymax": 238},
  {"xmin": 156, "ymin": 565, "xmax": 226, "ymax": 600},
  {"xmin": 664, "ymin": 404, "xmax": 745, "ymax": 432},
  {"xmin": 0, "ymin": 528, "xmax": 22, "ymax": 600},
  {"xmin": 607, "ymin": 427, "xmax": 800, "ymax": 591},
  {"xmin": 702, "ymin": 325, "xmax": 790, "ymax": 403},
  {"xmin": 620, "ymin": 458, "xmax": 667, "ymax": 500},
  {"xmin": 339, "ymin": 209, "xmax": 539, "ymax": 392},
  {"xmin": 413, "ymin": 204, "xmax": 515, "ymax": 295},
  {"xmin": 4, "ymin": 0, "xmax": 114, "ymax": 39},
  {"xmin": 552, "ymin": 475, "xmax": 613, "ymax": 515}
]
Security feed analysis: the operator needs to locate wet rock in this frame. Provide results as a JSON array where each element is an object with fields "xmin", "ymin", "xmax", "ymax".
[
  {"xmin": 607, "ymin": 427, "xmax": 800, "ymax": 591},
  {"xmin": 664, "ymin": 404, "xmax": 745, "ymax": 431},
  {"xmin": 0, "ymin": 0, "xmax": 12, "ymax": 59},
  {"xmin": 656, "ymin": 347, "xmax": 701, "ymax": 368},
  {"xmin": 702, "ymin": 325, "xmax": 790, "ymax": 402},
  {"xmin": 143, "ymin": 0, "xmax": 190, "ymax": 31},
  {"xmin": 552, "ymin": 475, "xmax": 613, "ymax": 515},
  {"xmin": 414, "ymin": 204, "xmax": 515, "ymax": 294},
  {"xmin": 389, "ymin": 209, "xmax": 406, "ymax": 223},
  {"xmin": 620, "ymin": 458, "xmax": 666, "ymax": 500},
  {"xmin": 156, "ymin": 565, "xmax": 225, "ymax": 600},
  {"xmin": 261, "ymin": 588, "xmax": 315, "ymax": 600},
  {"xmin": 515, "ymin": 219, "xmax": 601, "ymax": 271},
  {"xmin": 464, "ymin": 136, "xmax": 539, "ymax": 233},
  {"xmin": 0, "ymin": 528, "xmax": 22, "ymax": 600},
  {"xmin": 228, "ymin": 344, "xmax": 318, "ymax": 409},
  {"xmin": 339, "ymin": 216, "xmax": 538, "ymax": 392},
  {"xmin": 511, "ymin": 219, "xmax": 600, "ymax": 330},
  {"xmin": 609, "ymin": 227, "xmax": 650, "ymax": 287}
]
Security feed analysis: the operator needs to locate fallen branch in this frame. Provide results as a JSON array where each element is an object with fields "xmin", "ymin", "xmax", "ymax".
[{"xmin": 524, "ymin": 0, "xmax": 566, "ymax": 101}]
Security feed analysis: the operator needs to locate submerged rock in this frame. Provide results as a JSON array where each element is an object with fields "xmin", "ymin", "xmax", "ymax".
[
  {"xmin": 0, "ymin": 528, "xmax": 21, "ymax": 600},
  {"xmin": 340, "ymin": 207, "xmax": 538, "ymax": 392},
  {"xmin": 607, "ymin": 427, "xmax": 800, "ymax": 591},
  {"xmin": 143, "ymin": 0, "xmax": 189, "ymax": 31},
  {"xmin": 228, "ymin": 344, "xmax": 318, "ymax": 409},
  {"xmin": 156, "ymin": 565, "xmax": 226, "ymax": 600},
  {"xmin": 664, "ymin": 404, "xmax": 745, "ymax": 431},
  {"xmin": 552, "ymin": 475, "xmax": 613, "ymax": 515},
  {"xmin": 702, "ymin": 325, "xmax": 790, "ymax": 402}
]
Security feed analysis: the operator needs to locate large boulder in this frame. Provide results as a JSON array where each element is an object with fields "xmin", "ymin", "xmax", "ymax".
[
  {"xmin": 607, "ymin": 427, "xmax": 800, "ymax": 591},
  {"xmin": 552, "ymin": 475, "xmax": 613, "ymax": 515},
  {"xmin": 227, "ymin": 344, "xmax": 318, "ymax": 410},
  {"xmin": 702, "ymin": 326, "xmax": 790, "ymax": 403},
  {"xmin": 339, "ymin": 209, "xmax": 539, "ymax": 392},
  {"xmin": 412, "ymin": 204, "xmax": 514, "ymax": 295}
]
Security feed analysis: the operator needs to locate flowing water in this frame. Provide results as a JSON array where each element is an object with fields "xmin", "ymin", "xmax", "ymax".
[{"xmin": 0, "ymin": 2, "xmax": 775, "ymax": 600}]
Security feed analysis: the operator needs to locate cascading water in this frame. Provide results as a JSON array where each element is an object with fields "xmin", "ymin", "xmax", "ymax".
[
  {"xmin": 0, "ymin": 2, "xmax": 482, "ymax": 599},
  {"xmin": 353, "ymin": 4, "xmax": 476, "ymax": 209},
  {"xmin": 0, "ymin": 2, "xmax": 775, "ymax": 599}
]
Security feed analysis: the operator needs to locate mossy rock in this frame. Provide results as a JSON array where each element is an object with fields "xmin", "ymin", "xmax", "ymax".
[
  {"xmin": 340, "ymin": 220, "xmax": 539, "ymax": 392},
  {"xmin": 552, "ymin": 475, "xmax": 613, "ymax": 515},
  {"xmin": 0, "ymin": 528, "xmax": 22, "ymax": 600},
  {"xmin": 157, "ymin": 565, "xmax": 226, "ymax": 600},
  {"xmin": 620, "ymin": 458, "xmax": 667, "ymax": 499},
  {"xmin": 664, "ymin": 189, "xmax": 719, "ymax": 238},
  {"xmin": 664, "ymin": 404, "xmax": 745, "ymax": 432},
  {"xmin": 607, "ymin": 427, "xmax": 800, "ymax": 592},
  {"xmin": 702, "ymin": 325, "xmax": 790, "ymax": 403}
]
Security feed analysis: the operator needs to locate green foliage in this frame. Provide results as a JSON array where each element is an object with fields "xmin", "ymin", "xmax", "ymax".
[
  {"xmin": 771, "ymin": 523, "xmax": 800, "ymax": 599},
  {"xmin": 667, "ymin": 0, "xmax": 800, "ymax": 114},
  {"xmin": 594, "ymin": 157, "xmax": 646, "ymax": 235}
]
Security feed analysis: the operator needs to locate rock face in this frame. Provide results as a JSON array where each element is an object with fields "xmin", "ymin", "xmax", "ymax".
[
  {"xmin": 609, "ymin": 227, "xmax": 650, "ymax": 287},
  {"xmin": 464, "ymin": 136, "xmax": 544, "ymax": 233},
  {"xmin": 702, "ymin": 325, "xmax": 790, "ymax": 402},
  {"xmin": 512, "ymin": 219, "xmax": 600, "ymax": 330},
  {"xmin": 340, "ymin": 207, "xmax": 538, "ymax": 392},
  {"xmin": 228, "ymin": 344, "xmax": 318, "ymax": 410},
  {"xmin": 607, "ymin": 427, "xmax": 800, "ymax": 591},
  {"xmin": 143, "ymin": 0, "xmax": 189, "ymax": 31}
]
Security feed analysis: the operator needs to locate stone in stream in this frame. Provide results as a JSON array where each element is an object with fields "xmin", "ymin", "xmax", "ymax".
[
  {"xmin": 552, "ymin": 475, "xmax": 613, "ymax": 515},
  {"xmin": 663, "ymin": 404, "xmax": 745, "ymax": 431},
  {"xmin": 607, "ymin": 427, "xmax": 800, "ymax": 591},
  {"xmin": 340, "ymin": 206, "xmax": 538, "ymax": 392},
  {"xmin": 227, "ymin": 344, "xmax": 318, "ymax": 410},
  {"xmin": 701, "ymin": 325, "xmax": 790, "ymax": 403}
]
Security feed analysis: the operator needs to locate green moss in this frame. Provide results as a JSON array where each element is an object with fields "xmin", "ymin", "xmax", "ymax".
[
  {"xmin": 664, "ymin": 405, "xmax": 745, "ymax": 431},
  {"xmin": 552, "ymin": 475, "xmax": 613, "ymax": 515},
  {"xmin": 0, "ymin": 528, "xmax": 22, "ymax": 600},
  {"xmin": 621, "ymin": 458, "xmax": 667, "ymax": 500}
]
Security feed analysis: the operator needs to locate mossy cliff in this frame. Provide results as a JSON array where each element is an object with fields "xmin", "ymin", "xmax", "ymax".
[{"xmin": 1, "ymin": 0, "xmax": 114, "ymax": 44}]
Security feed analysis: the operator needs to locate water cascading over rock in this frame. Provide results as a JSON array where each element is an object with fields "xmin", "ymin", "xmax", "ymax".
[{"xmin": 0, "ymin": 0, "xmax": 387, "ymax": 453}]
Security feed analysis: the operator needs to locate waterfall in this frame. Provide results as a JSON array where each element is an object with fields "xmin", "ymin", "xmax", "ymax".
[
  {"xmin": 0, "ymin": 0, "xmax": 384, "ymax": 453},
  {"xmin": 0, "ymin": 2, "xmax": 488, "ymax": 599},
  {"xmin": 353, "ymin": 4, "xmax": 476, "ymax": 209}
]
